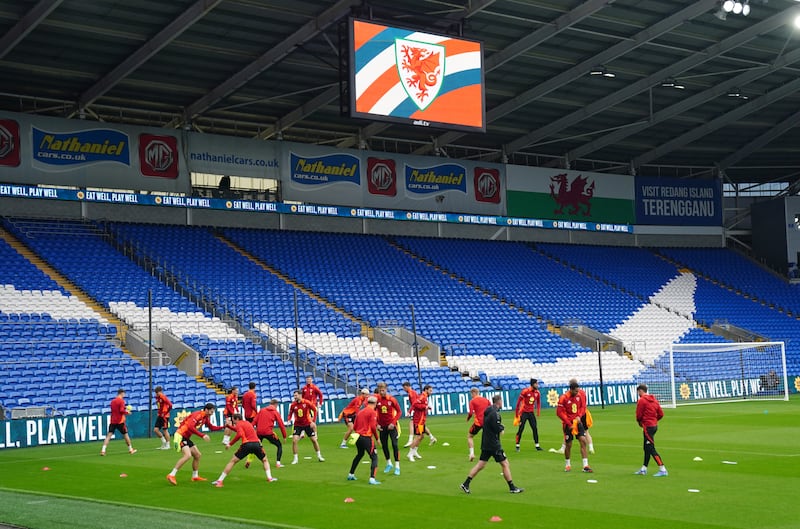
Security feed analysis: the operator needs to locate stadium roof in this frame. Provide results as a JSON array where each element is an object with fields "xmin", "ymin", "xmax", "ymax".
[{"xmin": 2, "ymin": 0, "xmax": 800, "ymax": 191}]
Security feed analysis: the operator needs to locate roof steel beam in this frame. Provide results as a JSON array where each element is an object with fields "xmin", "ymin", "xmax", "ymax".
[
  {"xmin": 416, "ymin": 0, "xmax": 718, "ymax": 155},
  {"xmin": 503, "ymin": 5, "xmax": 799, "ymax": 157},
  {"xmin": 717, "ymin": 108, "xmax": 800, "ymax": 170},
  {"xmin": 255, "ymin": 86, "xmax": 339, "ymax": 140},
  {"xmin": 184, "ymin": 0, "xmax": 361, "ymax": 122},
  {"xmin": 78, "ymin": 0, "xmax": 223, "ymax": 110},
  {"xmin": 0, "ymin": 0, "xmax": 63, "ymax": 61},
  {"xmin": 633, "ymin": 75, "xmax": 800, "ymax": 167},
  {"xmin": 565, "ymin": 44, "xmax": 800, "ymax": 162}
]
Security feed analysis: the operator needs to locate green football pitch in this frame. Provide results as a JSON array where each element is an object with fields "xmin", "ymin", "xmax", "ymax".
[{"xmin": 0, "ymin": 398, "xmax": 797, "ymax": 529}]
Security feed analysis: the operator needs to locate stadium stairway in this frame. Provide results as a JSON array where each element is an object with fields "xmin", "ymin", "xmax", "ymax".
[
  {"xmin": 0, "ymin": 226, "xmax": 130, "ymax": 355},
  {"xmin": 214, "ymin": 232, "xmax": 371, "ymax": 338}
]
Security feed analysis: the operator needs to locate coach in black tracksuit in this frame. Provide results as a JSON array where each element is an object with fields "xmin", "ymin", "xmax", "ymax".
[{"xmin": 460, "ymin": 394, "xmax": 523, "ymax": 494}]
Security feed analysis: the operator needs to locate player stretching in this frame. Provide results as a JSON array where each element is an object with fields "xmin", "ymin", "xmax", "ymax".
[
  {"xmin": 221, "ymin": 386, "xmax": 239, "ymax": 446},
  {"xmin": 346, "ymin": 395, "xmax": 381, "ymax": 485},
  {"xmin": 166, "ymin": 403, "xmax": 224, "ymax": 485},
  {"xmin": 254, "ymin": 398, "xmax": 287, "ymax": 468},
  {"xmin": 406, "ymin": 385, "xmax": 434, "ymax": 461},
  {"xmin": 339, "ymin": 388, "xmax": 369, "ymax": 448},
  {"xmin": 212, "ymin": 413, "xmax": 277, "ymax": 487},
  {"xmin": 634, "ymin": 384, "xmax": 668, "ymax": 477}
]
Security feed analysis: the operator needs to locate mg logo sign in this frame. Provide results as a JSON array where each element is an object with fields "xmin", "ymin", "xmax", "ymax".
[
  {"xmin": 474, "ymin": 167, "xmax": 500, "ymax": 203},
  {"xmin": 0, "ymin": 120, "xmax": 20, "ymax": 167},
  {"xmin": 139, "ymin": 134, "xmax": 178, "ymax": 177},
  {"xmin": 367, "ymin": 157, "xmax": 396, "ymax": 196}
]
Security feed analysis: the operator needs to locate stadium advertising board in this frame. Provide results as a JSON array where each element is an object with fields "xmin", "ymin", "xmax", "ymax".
[
  {"xmin": 635, "ymin": 176, "xmax": 722, "ymax": 226},
  {"xmin": 0, "ymin": 111, "xmax": 190, "ymax": 194},
  {"xmin": 349, "ymin": 18, "xmax": 485, "ymax": 132},
  {"xmin": 279, "ymin": 141, "xmax": 505, "ymax": 215},
  {"xmin": 187, "ymin": 132, "xmax": 280, "ymax": 178},
  {"xmin": 506, "ymin": 165, "xmax": 636, "ymax": 226},
  {"xmin": 0, "ymin": 182, "xmax": 629, "ymax": 232}
]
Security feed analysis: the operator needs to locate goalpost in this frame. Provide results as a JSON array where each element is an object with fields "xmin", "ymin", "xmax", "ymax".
[{"xmin": 640, "ymin": 342, "xmax": 789, "ymax": 408}]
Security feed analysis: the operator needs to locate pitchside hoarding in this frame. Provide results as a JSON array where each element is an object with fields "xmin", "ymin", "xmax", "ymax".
[
  {"xmin": 187, "ymin": 132, "xmax": 280, "ymax": 178},
  {"xmin": 3, "ymin": 377, "xmax": 794, "ymax": 448},
  {"xmin": 0, "ymin": 111, "xmax": 190, "ymax": 194}
]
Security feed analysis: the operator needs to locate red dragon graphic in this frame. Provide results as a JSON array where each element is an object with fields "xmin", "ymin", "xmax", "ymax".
[
  {"xmin": 549, "ymin": 173, "xmax": 595, "ymax": 216},
  {"xmin": 400, "ymin": 45, "xmax": 441, "ymax": 102}
]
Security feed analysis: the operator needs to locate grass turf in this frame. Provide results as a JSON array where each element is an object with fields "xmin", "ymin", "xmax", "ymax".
[{"xmin": 0, "ymin": 398, "xmax": 798, "ymax": 529}]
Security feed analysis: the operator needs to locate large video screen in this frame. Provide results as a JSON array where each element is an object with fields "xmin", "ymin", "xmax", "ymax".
[{"xmin": 349, "ymin": 18, "xmax": 485, "ymax": 132}]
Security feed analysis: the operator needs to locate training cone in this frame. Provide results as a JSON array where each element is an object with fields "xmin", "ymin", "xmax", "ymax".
[
  {"xmin": 41, "ymin": 467, "xmax": 50, "ymax": 471},
  {"xmin": 344, "ymin": 497, "xmax": 355, "ymax": 503},
  {"xmin": 489, "ymin": 516, "xmax": 503, "ymax": 522},
  {"xmin": 119, "ymin": 473, "xmax": 128, "ymax": 478}
]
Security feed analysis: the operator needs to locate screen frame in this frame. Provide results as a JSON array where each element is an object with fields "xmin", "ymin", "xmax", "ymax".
[{"xmin": 348, "ymin": 17, "xmax": 486, "ymax": 133}]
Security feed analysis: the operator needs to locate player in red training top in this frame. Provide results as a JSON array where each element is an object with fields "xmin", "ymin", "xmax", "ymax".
[
  {"xmin": 338, "ymin": 388, "xmax": 369, "ymax": 448},
  {"xmin": 401, "ymin": 381, "xmax": 437, "ymax": 447},
  {"xmin": 166, "ymin": 403, "xmax": 224, "ymax": 485},
  {"xmin": 302, "ymin": 375, "xmax": 324, "ymax": 435},
  {"xmin": 221, "ymin": 386, "xmax": 240, "ymax": 446},
  {"xmin": 514, "ymin": 378, "xmax": 542, "ymax": 452},
  {"xmin": 346, "ymin": 395, "xmax": 381, "ymax": 485},
  {"xmin": 100, "ymin": 388, "xmax": 136, "ymax": 456},
  {"xmin": 211, "ymin": 413, "xmax": 277, "ymax": 487},
  {"xmin": 288, "ymin": 390, "xmax": 324, "ymax": 464},
  {"xmin": 240, "ymin": 382, "xmax": 258, "ymax": 467},
  {"xmin": 154, "ymin": 386, "xmax": 173, "ymax": 450},
  {"xmin": 242, "ymin": 382, "xmax": 258, "ymax": 422},
  {"xmin": 467, "ymin": 387, "xmax": 491, "ymax": 461},
  {"xmin": 406, "ymin": 384, "xmax": 434, "ymax": 461},
  {"xmin": 375, "ymin": 382, "xmax": 403, "ymax": 475},
  {"xmin": 556, "ymin": 379, "xmax": 591, "ymax": 473},
  {"xmin": 254, "ymin": 398, "xmax": 288, "ymax": 467},
  {"xmin": 634, "ymin": 383, "xmax": 668, "ymax": 477}
]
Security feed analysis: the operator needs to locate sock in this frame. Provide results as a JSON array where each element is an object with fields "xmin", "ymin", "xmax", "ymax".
[
  {"xmin": 395, "ymin": 462, "xmax": 400, "ymax": 469},
  {"xmin": 582, "ymin": 458, "xmax": 588, "ymax": 467},
  {"xmin": 589, "ymin": 443, "xmax": 594, "ymax": 451},
  {"xmin": 641, "ymin": 466, "xmax": 647, "ymax": 472},
  {"xmin": 169, "ymin": 469, "xmax": 178, "ymax": 476},
  {"xmin": 218, "ymin": 472, "xmax": 228, "ymax": 481},
  {"xmin": 266, "ymin": 469, "xmax": 273, "ymax": 480},
  {"xmin": 565, "ymin": 459, "xmax": 571, "ymax": 468},
  {"xmin": 659, "ymin": 465, "xmax": 666, "ymax": 471},
  {"xmin": 222, "ymin": 435, "xmax": 230, "ymax": 445},
  {"xmin": 507, "ymin": 480, "xmax": 515, "ymax": 490},
  {"xmin": 469, "ymin": 448, "xmax": 474, "ymax": 457},
  {"xmin": 192, "ymin": 470, "xmax": 198, "ymax": 478},
  {"xmin": 464, "ymin": 476, "xmax": 472, "ymax": 486},
  {"xmin": 317, "ymin": 450, "xmax": 322, "ymax": 458}
]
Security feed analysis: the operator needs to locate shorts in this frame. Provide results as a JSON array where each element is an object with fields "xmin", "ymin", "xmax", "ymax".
[
  {"xmin": 235, "ymin": 441, "xmax": 266, "ymax": 461},
  {"xmin": 179, "ymin": 437, "xmax": 195, "ymax": 450},
  {"xmin": 562, "ymin": 421, "xmax": 586, "ymax": 442},
  {"xmin": 259, "ymin": 433, "xmax": 280, "ymax": 443},
  {"xmin": 343, "ymin": 413, "xmax": 357, "ymax": 425},
  {"xmin": 154, "ymin": 417, "xmax": 168, "ymax": 429},
  {"xmin": 293, "ymin": 425, "xmax": 315, "ymax": 438},
  {"xmin": 479, "ymin": 449, "xmax": 506, "ymax": 463},
  {"xmin": 108, "ymin": 423, "xmax": 128, "ymax": 436},
  {"xmin": 469, "ymin": 424, "xmax": 483, "ymax": 436},
  {"xmin": 413, "ymin": 422, "xmax": 426, "ymax": 436}
]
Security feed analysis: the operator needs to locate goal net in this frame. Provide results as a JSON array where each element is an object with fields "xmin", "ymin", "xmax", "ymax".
[{"xmin": 639, "ymin": 341, "xmax": 788, "ymax": 408}]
